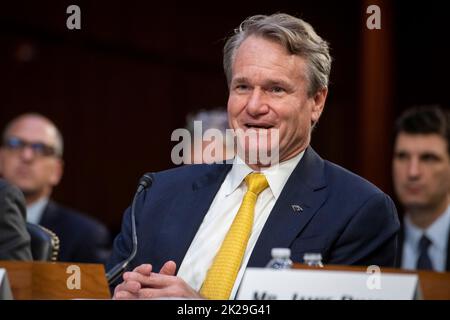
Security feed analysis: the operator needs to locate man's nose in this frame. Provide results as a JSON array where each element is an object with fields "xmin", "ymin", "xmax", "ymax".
[
  {"xmin": 407, "ymin": 157, "xmax": 421, "ymax": 179},
  {"xmin": 19, "ymin": 146, "xmax": 36, "ymax": 161},
  {"xmin": 246, "ymin": 88, "xmax": 269, "ymax": 117}
]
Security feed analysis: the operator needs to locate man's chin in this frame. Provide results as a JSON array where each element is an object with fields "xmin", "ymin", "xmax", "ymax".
[
  {"xmin": 236, "ymin": 147, "xmax": 279, "ymax": 167},
  {"xmin": 402, "ymin": 201, "xmax": 431, "ymax": 212},
  {"xmin": 12, "ymin": 183, "xmax": 40, "ymax": 198}
]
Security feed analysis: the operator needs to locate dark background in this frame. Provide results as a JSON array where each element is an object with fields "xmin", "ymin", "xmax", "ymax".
[{"xmin": 0, "ymin": 0, "xmax": 448, "ymax": 236}]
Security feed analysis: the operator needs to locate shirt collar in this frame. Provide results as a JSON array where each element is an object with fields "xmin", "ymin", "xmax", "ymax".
[
  {"xmin": 26, "ymin": 197, "xmax": 49, "ymax": 224},
  {"xmin": 224, "ymin": 151, "xmax": 305, "ymax": 199},
  {"xmin": 404, "ymin": 205, "xmax": 450, "ymax": 252}
]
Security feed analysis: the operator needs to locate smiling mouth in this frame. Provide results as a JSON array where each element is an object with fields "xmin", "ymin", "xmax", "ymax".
[{"xmin": 244, "ymin": 124, "xmax": 274, "ymax": 129}]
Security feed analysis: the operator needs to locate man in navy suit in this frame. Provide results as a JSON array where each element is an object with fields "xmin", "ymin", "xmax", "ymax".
[
  {"xmin": 0, "ymin": 113, "xmax": 111, "ymax": 263},
  {"xmin": 393, "ymin": 106, "xmax": 449, "ymax": 271},
  {"xmin": 109, "ymin": 13, "xmax": 400, "ymax": 299}
]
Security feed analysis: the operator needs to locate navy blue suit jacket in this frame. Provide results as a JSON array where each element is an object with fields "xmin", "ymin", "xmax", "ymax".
[
  {"xmin": 41, "ymin": 201, "xmax": 111, "ymax": 263},
  {"xmin": 108, "ymin": 147, "xmax": 400, "ymax": 276}
]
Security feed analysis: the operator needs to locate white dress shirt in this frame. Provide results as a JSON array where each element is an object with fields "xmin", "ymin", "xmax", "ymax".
[
  {"xmin": 26, "ymin": 197, "xmax": 49, "ymax": 225},
  {"xmin": 177, "ymin": 151, "xmax": 304, "ymax": 298},
  {"xmin": 401, "ymin": 205, "xmax": 450, "ymax": 272}
]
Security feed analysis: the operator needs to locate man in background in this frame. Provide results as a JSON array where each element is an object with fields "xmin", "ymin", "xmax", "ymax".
[
  {"xmin": 184, "ymin": 108, "xmax": 232, "ymax": 164},
  {"xmin": 0, "ymin": 178, "xmax": 32, "ymax": 260},
  {"xmin": 393, "ymin": 106, "xmax": 450, "ymax": 271},
  {"xmin": 0, "ymin": 113, "xmax": 111, "ymax": 263}
]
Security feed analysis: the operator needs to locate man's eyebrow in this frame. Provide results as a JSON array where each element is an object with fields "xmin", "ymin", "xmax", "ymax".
[
  {"xmin": 231, "ymin": 77, "xmax": 292, "ymax": 88},
  {"xmin": 419, "ymin": 151, "xmax": 442, "ymax": 158},
  {"xmin": 231, "ymin": 77, "xmax": 249, "ymax": 84},
  {"xmin": 263, "ymin": 79, "xmax": 292, "ymax": 88}
]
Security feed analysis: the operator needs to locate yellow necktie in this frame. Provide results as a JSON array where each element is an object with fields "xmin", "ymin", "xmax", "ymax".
[{"xmin": 200, "ymin": 173, "xmax": 269, "ymax": 299}]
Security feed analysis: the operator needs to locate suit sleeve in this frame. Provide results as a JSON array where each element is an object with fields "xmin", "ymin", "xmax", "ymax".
[
  {"xmin": 72, "ymin": 221, "xmax": 112, "ymax": 264},
  {"xmin": 0, "ymin": 183, "xmax": 32, "ymax": 261},
  {"xmin": 106, "ymin": 189, "xmax": 149, "ymax": 288},
  {"xmin": 327, "ymin": 192, "xmax": 400, "ymax": 267},
  {"xmin": 106, "ymin": 205, "xmax": 133, "ymax": 273}
]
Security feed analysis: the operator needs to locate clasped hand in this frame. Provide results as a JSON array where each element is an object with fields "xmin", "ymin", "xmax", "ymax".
[{"xmin": 113, "ymin": 261, "xmax": 203, "ymax": 299}]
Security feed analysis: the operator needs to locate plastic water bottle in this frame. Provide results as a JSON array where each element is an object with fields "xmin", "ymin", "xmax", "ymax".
[
  {"xmin": 265, "ymin": 248, "xmax": 293, "ymax": 269},
  {"xmin": 303, "ymin": 253, "xmax": 324, "ymax": 267}
]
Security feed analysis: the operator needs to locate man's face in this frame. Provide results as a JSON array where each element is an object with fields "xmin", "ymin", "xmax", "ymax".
[
  {"xmin": 393, "ymin": 133, "xmax": 450, "ymax": 211},
  {"xmin": 227, "ymin": 36, "xmax": 327, "ymax": 165},
  {"xmin": 0, "ymin": 117, "xmax": 63, "ymax": 200}
]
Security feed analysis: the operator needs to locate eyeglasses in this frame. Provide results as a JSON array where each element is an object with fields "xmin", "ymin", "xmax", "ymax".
[{"xmin": 2, "ymin": 137, "xmax": 60, "ymax": 158}]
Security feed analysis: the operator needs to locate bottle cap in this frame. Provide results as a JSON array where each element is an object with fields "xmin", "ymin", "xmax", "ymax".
[
  {"xmin": 303, "ymin": 253, "xmax": 322, "ymax": 261},
  {"xmin": 271, "ymin": 248, "xmax": 291, "ymax": 258}
]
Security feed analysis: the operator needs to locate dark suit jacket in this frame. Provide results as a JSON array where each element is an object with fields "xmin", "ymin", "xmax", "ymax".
[
  {"xmin": 395, "ymin": 222, "xmax": 450, "ymax": 271},
  {"xmin": 0, "ymin": 179, "xmax": 32, "ymax": 260},
  {"xmin": 40, "ymin": 201, "xmax": 111, "ymax": 264},
  {"xmin": 108, "ymin": 147, "xmax": 400, "ymax": 276}
]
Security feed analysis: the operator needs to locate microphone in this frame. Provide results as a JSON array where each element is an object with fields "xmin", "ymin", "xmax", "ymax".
[{"xmin": 106, "ymin": 172, "xmax": 154, "ymax": 285}]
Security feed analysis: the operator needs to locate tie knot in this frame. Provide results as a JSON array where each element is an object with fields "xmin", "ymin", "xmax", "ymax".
[
  {"xmin": 419, "ymin": 235, "xmax": 432, "ymax": 251},
  {"xmin": 245, "ymin": 173, "xmax": 269, "ymax": 195}
]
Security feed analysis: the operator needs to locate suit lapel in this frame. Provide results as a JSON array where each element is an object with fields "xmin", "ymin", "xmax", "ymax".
[
  {"xmin": 156, "ymin": 164, "xmax": 232, "ymax": 270},
  {"xmin": 39, "ymin": 201, "xmax": 58, "ymax": 229},
  {"xmin": 248, "ymin": 147, "xmax": 328, "ymax": 267}
]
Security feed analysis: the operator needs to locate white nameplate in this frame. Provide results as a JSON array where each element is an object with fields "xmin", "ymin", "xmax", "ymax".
[
  {"xmin": 0, "ymin": 268, "xmax": 13, "ymax": 300},
  {"xmin": 236, "ymin": 268, "xmax": 419, "ymax": 300}
]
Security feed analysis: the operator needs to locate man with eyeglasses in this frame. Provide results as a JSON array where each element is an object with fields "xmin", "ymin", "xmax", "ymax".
[{"xmin": 0, "ymin": 113, "xmax": 111, "ymax": 263}]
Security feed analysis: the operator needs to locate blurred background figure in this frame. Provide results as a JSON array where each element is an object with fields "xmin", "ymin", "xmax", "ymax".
[
  {"xmin": 0, "ymin": 178, "xmax": 32, "ymax": 260},
  {"xmin": 0, "ymin": 113, "xmax": 111, "ymax": 263},
  {"xmin": 393, "ymin": 106, "xmax": 450, "ymax": 271},
  {"xmin": 184, "ymin": 108, "xmax": 234, "ymax": 164}
]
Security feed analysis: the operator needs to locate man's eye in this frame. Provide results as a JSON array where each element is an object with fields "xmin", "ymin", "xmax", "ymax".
[
  {"xmin": 421, "ymin": 154, "xmax": 440, "ymax": 162},
  {"xmin": 235, "ymin": 84, "xmax": 249, "ymax": 92},
  {"xmin": 270, "ymin": 86, "xmax": 285, "ymax": 93},
  {"xmin": 4, "ymin": 137, "xmax": 24, "ymax": 149},
  {"xmin": 30, "ymin": 143, "xmax": 46, "ymax": 153},
  {"xmin": 395, "ymin": 152, "xmax": 408, "ymax": 160}
]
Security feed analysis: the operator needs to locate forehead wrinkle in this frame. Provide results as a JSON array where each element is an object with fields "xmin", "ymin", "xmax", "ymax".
[{"xmin": 232, "ymin": 37, "xmax": 307, "ymax": 85}]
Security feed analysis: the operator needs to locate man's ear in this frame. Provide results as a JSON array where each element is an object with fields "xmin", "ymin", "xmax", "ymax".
[
  {"xmin": 50, "ymin": 158, "xmax": 64, "ymax": 187},
  {"xmin": 311, "ymin": 87, "xmax": 328, "ymax": 123}
]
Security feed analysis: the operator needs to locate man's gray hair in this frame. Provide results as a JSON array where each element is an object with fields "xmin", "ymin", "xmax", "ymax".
[{"xmin": 223, "ymin": 13, "xmax": 332, "ymax": 97}]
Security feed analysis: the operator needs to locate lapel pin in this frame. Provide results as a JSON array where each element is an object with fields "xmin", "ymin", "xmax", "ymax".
[{"xmin": 291, "ymin": 204, "xmax": 303, "ymax": 212}]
